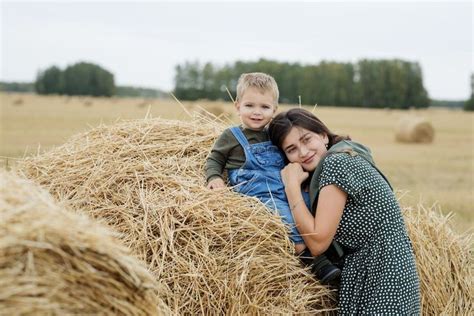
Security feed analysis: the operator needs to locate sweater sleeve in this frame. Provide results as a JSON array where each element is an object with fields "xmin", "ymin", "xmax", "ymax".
[{"xmin": 205, "ymin": 129, "xmax": 235, "ymax": 183}]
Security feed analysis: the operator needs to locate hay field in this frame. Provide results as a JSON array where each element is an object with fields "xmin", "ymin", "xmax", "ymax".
[{"xmin": 1, "ymin": 92, "xmax": 473, "ymax": 232}]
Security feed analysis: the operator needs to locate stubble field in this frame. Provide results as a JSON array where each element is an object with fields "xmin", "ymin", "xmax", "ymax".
[{"xmin": 1, "ymin": 92, "xmax": 473, "ymax": 232}]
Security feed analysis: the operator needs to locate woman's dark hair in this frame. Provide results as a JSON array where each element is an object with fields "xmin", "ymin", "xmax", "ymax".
[{"xmin": 268, "ymin": 108, "xmax": 350, "ymax": 150}]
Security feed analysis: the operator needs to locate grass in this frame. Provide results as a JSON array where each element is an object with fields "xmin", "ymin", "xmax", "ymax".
[{"xmin": 1, "ymin": 92, "xmax": 473, "ymax": 232}]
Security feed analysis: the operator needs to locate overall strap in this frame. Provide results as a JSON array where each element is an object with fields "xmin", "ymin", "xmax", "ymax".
[{"xmin": 230, "ymin": 126, "xmax": 250, "ymax": 148}]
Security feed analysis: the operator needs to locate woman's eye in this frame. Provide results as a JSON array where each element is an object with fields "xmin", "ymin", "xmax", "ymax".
[{"xmin": 303, "ymin": 137, "xmax": 311, "ymax": 143}]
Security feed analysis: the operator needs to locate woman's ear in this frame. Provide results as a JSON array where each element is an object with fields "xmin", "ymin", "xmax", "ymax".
[{"xmin": 323, "ymin": 133, "xmax": 329, "ymax": 146}]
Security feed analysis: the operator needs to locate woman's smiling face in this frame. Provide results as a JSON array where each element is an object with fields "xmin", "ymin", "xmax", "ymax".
[{"xmin": 281, "ymin": 126, "xmax": 329, "ymax": 171}]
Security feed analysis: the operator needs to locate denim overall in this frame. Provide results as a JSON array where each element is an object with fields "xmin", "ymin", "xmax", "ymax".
[{"xmin": 227, "ymin": 126, "xmax": 309, "ymax": 245}]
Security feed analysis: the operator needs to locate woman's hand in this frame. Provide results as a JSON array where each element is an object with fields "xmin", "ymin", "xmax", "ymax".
[{"xmin": 281, "ymin": 163, "xmax": 309, "ymax": 188}]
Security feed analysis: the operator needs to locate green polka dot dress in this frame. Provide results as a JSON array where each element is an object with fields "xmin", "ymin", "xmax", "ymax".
[{"xmin": 318, "ymin": 153, "xmax": 420, "ymax": 315}]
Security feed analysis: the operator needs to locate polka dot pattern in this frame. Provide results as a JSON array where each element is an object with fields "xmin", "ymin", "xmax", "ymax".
[{"xmin": 319, "ymin": 153, "xmax": 420, "ymax": 315}]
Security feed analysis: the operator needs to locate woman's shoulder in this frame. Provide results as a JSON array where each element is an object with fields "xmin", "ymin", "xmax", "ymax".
[
  {"xmin": 322, "ymin": 151, "xmax": 354, "ymax": 167},
  {"xmin": 320, "ymin": 152, "xmax": 370, "ymax": 179},
  {"xmin": 323, "ymin": 140, "xmax": 374, "ymax": 167}
]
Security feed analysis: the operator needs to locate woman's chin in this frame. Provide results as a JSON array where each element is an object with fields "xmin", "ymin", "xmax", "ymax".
[
  {"xmin": 301, "ymin": 164, "xmax": 314, "ymax": 172},
  {"xmin": 302, "ymin": 161, "xmax": 319, "ymax": 172}
]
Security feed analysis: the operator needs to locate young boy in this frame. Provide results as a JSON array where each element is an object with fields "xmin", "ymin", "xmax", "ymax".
[{"xmin": 205, "ymin": 72, "xmax": 341, "ymax": 284}]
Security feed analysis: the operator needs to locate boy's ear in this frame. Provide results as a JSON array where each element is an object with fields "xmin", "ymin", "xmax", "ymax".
[{"xmin": 234, "ymin": 100, "xmax": 240, "ymax": 111}]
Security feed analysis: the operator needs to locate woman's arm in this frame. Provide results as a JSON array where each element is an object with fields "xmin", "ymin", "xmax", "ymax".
[{"xmin": 282, "ymin": 163, "xmax": 347, "ymax": 256}]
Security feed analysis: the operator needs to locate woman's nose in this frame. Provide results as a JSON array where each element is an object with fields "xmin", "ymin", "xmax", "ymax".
[{"xmin": 299, "ymin": 146, "xmax": 309, "ymax": 157}]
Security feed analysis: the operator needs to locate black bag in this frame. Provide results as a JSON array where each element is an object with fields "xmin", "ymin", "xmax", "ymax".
[
  {"xmin": 326, "ymin": 240, "xmax": 354, "ymax": 269},
  {"xmin": 299, "ymin": 241, "xmax": 355, "ymax": 288}
]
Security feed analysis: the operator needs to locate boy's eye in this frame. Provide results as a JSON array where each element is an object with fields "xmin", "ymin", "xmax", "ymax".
[{"xmin": 262, "ymin": 105, "xmax": 270, "ymax": 109}]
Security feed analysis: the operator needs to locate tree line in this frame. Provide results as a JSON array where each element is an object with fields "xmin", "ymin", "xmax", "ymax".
[
  {"xmin": 465, "ymin": 74, "xmax": 474, "ymax": 111},
  {"xmin": 115, "ymin": 86, "xmax": 167, "ymax": 98},
  {"xmin": 35, "ymin": 62, "xmax": 115, "ymax": 97},
  {"xmin": 0, "ymin": 81, "xmax": 35, "ymax": 93},
  {"xmin": 1, "ymin": 81, "xmax": 168, "ymax": 99},
  {"xmin": 173, "ymin": 58, "xmax": 431, "ymax": 109},
  {"xmin": 4, "ymin": 59, "xmax": 472, "ymax": 111},
  {"xmin": 33, "ymin": 62, "xmax": 170, "ymax": 99}
]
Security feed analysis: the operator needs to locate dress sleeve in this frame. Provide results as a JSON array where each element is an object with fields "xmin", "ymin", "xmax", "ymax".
[{"xmin": 318, "ymin": 153, "xmax": 361, "ymax": 201}]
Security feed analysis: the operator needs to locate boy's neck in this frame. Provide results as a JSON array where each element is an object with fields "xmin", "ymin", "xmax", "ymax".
[{"xmin": 241, "ymin": 124, "xmax": 266, "ymax": 132}]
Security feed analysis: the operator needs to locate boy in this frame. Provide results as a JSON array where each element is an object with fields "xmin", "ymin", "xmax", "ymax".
[{"xmin": 205, "ymin": 72, "xmax": 341, "ymax": 284}]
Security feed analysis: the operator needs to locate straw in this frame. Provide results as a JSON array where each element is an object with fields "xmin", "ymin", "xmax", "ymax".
[
  {"xmin": 18, "ymin": 117, "xmax": 336, "ymax": 314},
  {"xmin": 17, "ymin": 115, "xmax": 472, "ymax": 314},
  {"xmin": 0, "ymin": 170, "xmax": 169, "ymax": 315},
  {"xmin": 403, "ymin": 204, "xmax": 473, "ymax": 315}
]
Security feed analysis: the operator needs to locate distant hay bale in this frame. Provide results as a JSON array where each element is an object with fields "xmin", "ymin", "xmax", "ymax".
[
  {"xmin": 83, "ymin": 100, "xmax": 93, "ymax": 107},
  {"xmin": 0, "ymin": 170, "xmax": 169, "ymax": 315},
  {"xmin": 18, "ymin": 118, "xmax": 335, "ymax": 314},
  {"xmin": 395, "ymin": 116, "xmax": 435, "ymax": 143},
  {"xmin": 137, "ymin": 100, "xmax": 149, "ymax": 108},
  {"xmin": 195, "ymin": 104, "xmax": 236, "ymax": 123},
  {"xmin": 12, "ymin": 97, "xmax": 24, "ymax": 106},
  {"xmin": 199, "ymin": 104, "xmax": 227, "ymax": 117},
  {"xmin": 403, "ymin": 205, "xmax": 473, "ymax": 315},
  {"xmin": 17, "ymin": 117, "xmax": 472, "ymax": 314}
]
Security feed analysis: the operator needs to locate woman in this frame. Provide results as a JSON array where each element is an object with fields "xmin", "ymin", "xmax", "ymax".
[{"xmin": 268, "ymin": 108, "xmax": 420, "ymax": 314}]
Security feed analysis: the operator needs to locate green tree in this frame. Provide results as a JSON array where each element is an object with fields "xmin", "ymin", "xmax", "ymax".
[
  {"xmin": 1, "ymin": 81, "xmax": 34, "ymax": 93},
  {"xmin": 464, "ymin": 97, "xmax": 474, "ymax": 111},
  {"xmin": 299, "ymin": 65, "xmax": 320, "ymax": 106},
  {"xmin": 465, "ymin": 73, "xmax": 474, "ymax": 111},
  {"xmin": 357, "ymin": 59, "xmax": 429, "ymax": 108},
  {"xmin": 35, "ymin": 66, "xmax": 64, "ymax": 94},
  {"xmin": 403, "ymin": 61, "xmax": 429, "ymax": 108},
  {"xmin": 358, "ymin": 60, "xmax": 385, "ymax": 108},
  {"xmin": 173, "ymin": 58, "xmax": 430, "ymax": 109},
  {"xmin": 278, "ymin": 62, "xmax": 303, "ymax": 104},
  {"xmin": 63, "ymin": 62, "xmax": 115, "ymax": 97},
  {"xmin": 173, "ymin": 61, "xmax": 208, "ymax": 100}
]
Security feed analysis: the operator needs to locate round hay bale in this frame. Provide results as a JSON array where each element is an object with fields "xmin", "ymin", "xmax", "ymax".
[
  {"xmin": 18, "ymin": 118, "xmax": 336, "ymax": 314},
  {"xmin": 196, "ymin": 104, "xmax": 236, "ymax": 124},
  {"xmin": 205, "ymin": 104, "xmax": 226, "ymax": 117},
  {"xmin": 395, "ymin": 116, "xmax": 435, "ymax": 143},
  {"xmin": 137, "ymin": 100, "xmax": 149, "ymax": 108},
  {"xmin": 83, "ymin": 100, "xmax": 93, "ymax": 107},
  {"xmin": 12, "ymin": 98, "xmax": 24, "ymax": 106},
  {"xmin": 0, "ymin": 170, "xmax": 169, "ymax": 315},
  {"xmin": 198, "ymin": 104, "xmax": 230, "ymax": 119},
  {"xmin": 403, "ymin": 205, "xmax": 473, "ymax": 315}
]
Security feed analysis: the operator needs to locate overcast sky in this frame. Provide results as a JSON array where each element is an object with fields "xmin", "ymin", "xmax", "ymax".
[{"xmin": 1, "ymin": 0, "xmax": 472, "ymax": 100}]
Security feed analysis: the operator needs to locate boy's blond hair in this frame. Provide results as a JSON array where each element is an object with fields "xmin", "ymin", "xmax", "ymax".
[{"xmin": 236, "ymin": 72, "xmax": 279, "ymax": 104}]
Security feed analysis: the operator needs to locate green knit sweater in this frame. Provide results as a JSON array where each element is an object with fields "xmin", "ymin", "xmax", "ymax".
[{"xmin": 205, "ymin": 126, "xmax": 269, "ymax": 183}]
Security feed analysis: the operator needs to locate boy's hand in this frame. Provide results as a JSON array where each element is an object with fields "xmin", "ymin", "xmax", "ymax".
[{"xmin": 207, "ymin": 178, "xmax": 226, "ymax": 190}]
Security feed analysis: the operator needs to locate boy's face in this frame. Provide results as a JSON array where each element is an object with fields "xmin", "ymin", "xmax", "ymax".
[{"xmin": 235, "ymin": 87, "xmax": 277, "ymax": 131}]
